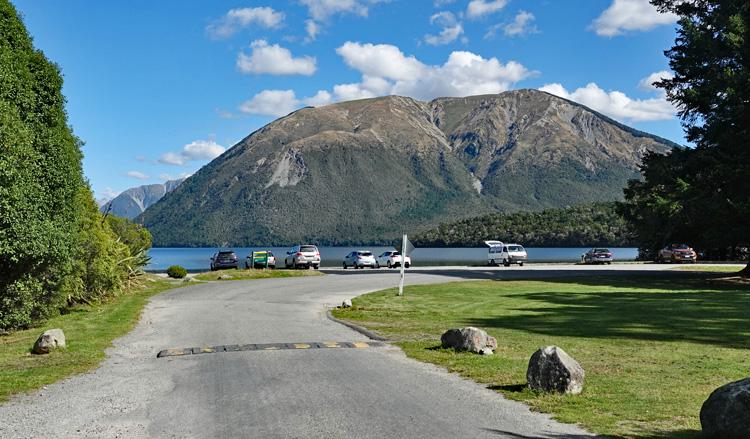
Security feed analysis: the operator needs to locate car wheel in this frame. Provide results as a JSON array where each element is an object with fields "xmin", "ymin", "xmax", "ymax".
[
  {"xmin": 405, "ymin": 262, "xmax": 410, "ymax": 268},
  {"xmin": 519, "ymin": 262, "xmax": 524, "ymax": 267},
  {"xmin": 490, "ymin": 259, "xmax": 495, "ymax": 266},
  {"xmin": 503, "ymin": 259, "xmax": 510, "ymax": 267},
  {"xmin": 387, "ymin": 261, "xmax": 392, "ymax": 268},
  {"xmin": 343, "ymin": 262, "xmax": 347, "ymax": 269},
  {"xmin": 376, "ymin": 262, "xmax": 380, "ymax": 268}
]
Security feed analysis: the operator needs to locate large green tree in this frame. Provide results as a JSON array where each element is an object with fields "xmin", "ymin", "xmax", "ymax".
[
  {"xmin": 0, "ymin": 1, "xmax": 86, "ymax": 329},
  {"xmin": 623, "ymin": 0, "xmax": 750, "ymax": 271}
]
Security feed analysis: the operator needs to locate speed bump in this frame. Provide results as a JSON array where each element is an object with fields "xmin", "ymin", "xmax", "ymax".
[{"xmin": 157, "ymin": 341, "xmax": 384, "ymax": 358}]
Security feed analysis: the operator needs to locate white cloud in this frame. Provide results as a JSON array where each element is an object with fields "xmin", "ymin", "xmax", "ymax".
[
  {"xmin": 100, "ymin": 187, "xmax": 118, "ymax": 200},
  {"xmin": 591, "ymin": 0, "xmax": 677, "ymax": 36},
  {"xmin": 237, "ymin": 40, "xmax": 316, "ymax": 76},
  {"xmin": 424, "ymin": 11, "xmax": 464, "ymax": 46},
  {"xmin": 638, "ymin": 70, "xmax": 674, "ymax": 91},
  {"xmin": 502, "ymin": 10, "xmax": 538, "ymax": 37},
  {"xmin": 304, "ymin": 19, "xmax": 320, "ymax": 42},
  {"xmin": 300, "ymin": 0, "xmax": 369, "ymax": 21},
  {"xmin": 125, "ymin": 170, "xmax": 149, "ymax": 180},
  {"xmin": 238, "ymin": 89, "xmax": 334, "ymax": 117},
  {"xmin": 304, "ymin": 90, "xmax": 333, "ymax": 106},
  {"xmin": 433, "ymin": 0, "xmax": 456, "ymax": 6},
  {"xmin": 158, "ymin": 140, "xmax": 226, "ymax": 166},
  {"xmin": 206, "ymin": 7, "xmax": 285, "ymax": 39},
  {"xmin": 539, "ymin": 80, "xmax": 676, "ymax": 122},
  {"xmin": 334, "ymin": 42, "xmax": 534, "ymax": 101},
  {"xmin": 467, "ymin": 0, "xmax": 508, "ymax": 19},
  {"xmin": 336, "ymin": 42, "xmax": 426, "ymax": 81},
  {"xmin": 239, "ymin": 90, "xmax": 299, "ymax": 117}
]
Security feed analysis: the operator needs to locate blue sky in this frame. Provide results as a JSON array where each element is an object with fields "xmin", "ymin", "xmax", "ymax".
[{"xmin": 14, "ymin": 0, "xmax": 683, "ymax": 201}]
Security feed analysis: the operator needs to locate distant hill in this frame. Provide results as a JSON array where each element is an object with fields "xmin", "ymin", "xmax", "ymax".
[
  {"xmin": 139, "ymin": 90, "xmax": 676, "ymax": 246},
  {"xmin": 411, "ymin": 202, "xmax": 636, "ymax": 248},
  {"xmin": 101, "ymin": 178, "xmax": 184, "ymax": 219}
]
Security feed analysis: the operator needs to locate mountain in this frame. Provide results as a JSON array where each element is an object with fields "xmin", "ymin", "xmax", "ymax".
[
  {"xmin": 101, "ymin": 178, "xmax": 184, "ymax": 219},
  {"xmin": 140, "ymin": 90, "xmax": 676, "ymax": 246}
]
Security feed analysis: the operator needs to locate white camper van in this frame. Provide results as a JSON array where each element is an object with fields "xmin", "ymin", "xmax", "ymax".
[{"xmin": 485, "ymin": 241, "xmax": 528, "ymax": 267}]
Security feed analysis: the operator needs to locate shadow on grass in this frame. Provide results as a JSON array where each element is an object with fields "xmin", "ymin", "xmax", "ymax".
[
  {"xmin": 488, "ymin": 383, "xmax": 527, "ymax": 393},
  {"xmin": 464, "ymin": 276, "xmax": 750, "ymax": 349},
  {"xmin": 482, "ymin": 428, "xmax": 701, "ymax": 439}
]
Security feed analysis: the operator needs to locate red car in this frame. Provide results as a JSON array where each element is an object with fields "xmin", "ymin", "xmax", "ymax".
[{"xmin": 657, "ymin": 244, "xmax": 697, "ymax": 263}]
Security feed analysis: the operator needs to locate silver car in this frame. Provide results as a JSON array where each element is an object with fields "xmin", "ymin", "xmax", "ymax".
[
  {"xmin": 583, "ymin": 248, "xmax": 613, "ymax": 264},
  {"xmin": 284, "ymin": 244, "xmax": 320, "ymax": 269},
  {"xmin": 342, "ymin": 250, "xmax": 377, "ymax": 269}
]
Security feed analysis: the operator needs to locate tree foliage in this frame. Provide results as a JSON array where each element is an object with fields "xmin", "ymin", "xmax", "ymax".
[
  {"xmin": 412, "ymin": 203, "xmax": 635, "ymax": 248},
  {"xmin": 0, "ymin": 1, "xmax": 151, "ymax": 330},
  {"xmin": 622, "ymin": 1, "xmax": 750, "ymax": 266}
]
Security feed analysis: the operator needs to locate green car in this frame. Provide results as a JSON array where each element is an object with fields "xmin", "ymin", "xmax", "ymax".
[{"xmin": 245, "ymin": 251, "xmax": 276, "ymax": 269}]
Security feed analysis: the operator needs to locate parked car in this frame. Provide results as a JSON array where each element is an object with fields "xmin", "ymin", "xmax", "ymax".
[
  {"xmin": 284, "ymin": 244, "xmax": 320, "ymax": 269},
  {"xmin": 376, "ymin": 250, "xmax": 411, "ymax": 268},
  {"xmin": 657, "ymin": 244, "xmax": 697, "ymax": 263},
  {"xmin": 343, "ymin": 250, "xmax": 377, "ymax": 269},
  {"xmin": 485, "ymin": 241, "xmax": 527, "ymax": 266},
  {"xmin": 583, "ymin": 248, "xmax": 613, "ymax": 264},
  {"xmin": 246, "ymin": 251, "xmax": 276, "ymax": 269},
  {"xmin": 210, "ymin": 250, "xmax": 239, "ymax": 270}
]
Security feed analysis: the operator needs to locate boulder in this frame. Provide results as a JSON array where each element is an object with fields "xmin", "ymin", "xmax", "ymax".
[
  {"xmin": 440, "ymin": 327, "xmax": 497, "ymax": 354},
  {"xmin": 32, "ymin": 329, "xmax": 66, "ymax": 355},
  {"xmin": 218, "ymin": 274, "xmax": 233, "ymax": 280},
  {"xmin": 700, "ymin": 378, "xmax": 750, "ymax": 439},
  {"xmin": 341, "ymin": 299, "xmax": 352, "ymax": 308},
  {"xmin": 526, "ymin": 346, "xmax": 584, "ymax": 394}
]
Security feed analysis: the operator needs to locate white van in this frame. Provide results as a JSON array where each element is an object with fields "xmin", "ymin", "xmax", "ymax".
[{"xmin": 485, "ymin": 241, "xmax": 528, "ymax": 267}]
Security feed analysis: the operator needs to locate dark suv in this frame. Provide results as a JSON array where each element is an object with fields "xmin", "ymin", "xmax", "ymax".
[{"xmin": 210, "ymin": 251, "xmax": 239, "ymax": 270}]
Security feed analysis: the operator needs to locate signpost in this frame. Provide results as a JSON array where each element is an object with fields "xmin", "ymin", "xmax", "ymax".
[{"xmin": 398, "ymin": 234, "xmax": 415, "ymax": 296}]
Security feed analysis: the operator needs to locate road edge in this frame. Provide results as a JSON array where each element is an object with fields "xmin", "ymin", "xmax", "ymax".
[{"xmin": 325, "ymin": 308, "xmax": 390, "ymax": 342}]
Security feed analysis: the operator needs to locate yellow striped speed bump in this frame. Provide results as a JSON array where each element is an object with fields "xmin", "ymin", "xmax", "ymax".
[{"xmin": 157, "ymin": 341, "xmax": 384, "ymax": 358}]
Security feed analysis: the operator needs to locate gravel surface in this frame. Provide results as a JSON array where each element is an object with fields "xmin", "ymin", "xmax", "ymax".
[{"xmin": 0, "ymin": 266, "xmax": 671, "ymax": 438}]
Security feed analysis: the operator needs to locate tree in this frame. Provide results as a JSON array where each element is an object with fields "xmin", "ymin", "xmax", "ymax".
[{"xmin": 623, "ymin": 1, "xmax": 750, "ymax": 272}]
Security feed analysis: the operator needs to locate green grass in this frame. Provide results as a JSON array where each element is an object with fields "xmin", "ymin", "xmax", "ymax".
[
  {"xmin": 0, "ymin": 276, "xmax": 180, "ymax": 402},
  {"xmin": 669, "ymin": 264, "xmax": 746, "ymax": 273},
  {"xmin": 194, "ymin": 268, "xmax": 323, "ymax": 281},
  {"xmin": 332, "ymin": 275, "xmax": 750, "ymax": 438}
]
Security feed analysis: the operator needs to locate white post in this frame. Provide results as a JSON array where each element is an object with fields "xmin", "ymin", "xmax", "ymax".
[{"xmin": 398, "ymin": 234, "xmax": 406, "ymax": 296}]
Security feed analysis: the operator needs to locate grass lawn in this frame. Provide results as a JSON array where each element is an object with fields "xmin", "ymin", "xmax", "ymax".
[
  {"xmin": 670, "ymin": 264, "xmax": 746, "ymax": 273},
  {"xmin": 194, "ymin": 267, "xmax": 323, "ymax": 281},
  {"xmin": 332, "ymin": 275, "xmax": 750, "ymax": 438},
  {"xmin": 0, "ymin": 276, "xmax": 180, "ymax": 402}
]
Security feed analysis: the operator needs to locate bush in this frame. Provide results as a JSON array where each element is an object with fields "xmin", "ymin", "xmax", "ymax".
[
  {"xmin": 166, "ymin": 265, "xmax": 187, "ymax": 279},
  {"xmin": 105, "ymin": 216, "xmax": 152, "ymax": 255}
]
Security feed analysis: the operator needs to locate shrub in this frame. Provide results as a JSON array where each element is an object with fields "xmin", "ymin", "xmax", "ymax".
[{"xmin": 166, "ymin": 265, "xmax": 187, "ymax": 279}]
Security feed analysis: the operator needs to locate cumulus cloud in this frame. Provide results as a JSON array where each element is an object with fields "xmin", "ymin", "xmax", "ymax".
[
  {"xmin": 467, "ymin": 0, "xmax": 508, "ymax": 19},
  {"xmin": 424, "ymin": 11, "xmax": 464, "ymax": 46},
  {"xmin": 240, "ymin": 42, "xmax": 534, "ymax": 119},
  {"xmin": 239, "ymin": 89, "xmax": 332, "ymax": 117},
  {"xmin": 503, "ymin": 10, "xmax": 538, "ymax": 37},
  {"xmin": 237, "ymin": 40, "xmax": 316, "ymax": 76},
  {"xmin": 300, "ymin": 0, "xmax": 389, "ymax": 41},
  {"xmin": 206, "ymin": 7, "xmax": 285, "ymax": 39},
  {"xmin": 539, "ymin": 77, "xmax": 676, "ymax": 122},
  {"xmin": 158, "ymin": 140, "xmax": 226, "ymax": 166},
  {"xmin": 638, "ymin": 70, "xmax": 674, "ymax": 91},
  {"xmin": 335, "ymin": 42, "xmax": 534, "ymax": 101},
  {"xmin": 125, "ymin": 170, "xmax": 150, "ymax": 180},
  {"xmin": 591, "ymin": 0, "xmax": 677, "ymax": 36},
  {"xmin": 100, "ymin": 187, "xmax": 118, "ymax": 199}
]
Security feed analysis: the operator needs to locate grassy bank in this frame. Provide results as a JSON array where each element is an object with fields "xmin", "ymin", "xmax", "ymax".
[
  {"xmin": 332, "ymin": 275, "xmax": 750, "ymax": 438},
  {"xmin": 0, "ymin": 276, "xmax": 180, "ymax": 402},
  {"xmin": 194, "ymin": 268, "xmax": 323, "ymax": 281}
]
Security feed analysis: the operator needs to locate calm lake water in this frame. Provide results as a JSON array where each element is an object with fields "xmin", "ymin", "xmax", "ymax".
[{"xmin": 146, "ymin": 246, "xmax": 639, "ymax": 271}]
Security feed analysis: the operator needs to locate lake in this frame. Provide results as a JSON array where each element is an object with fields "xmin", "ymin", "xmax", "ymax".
[{"xmin": 146, "ymin": 246, "xmax": 639, "ymax": 271}]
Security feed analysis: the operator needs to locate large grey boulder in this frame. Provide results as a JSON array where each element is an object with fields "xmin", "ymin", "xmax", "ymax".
[
  {"xmin": 32, "ymin": 329, "xmax": 66, "ymax": 355},
  {"xmin": 700, "ymin": 378, "xmax": 750, "ymax": 439},
  {"xmin": 526, "ymin": 346, "xmax": 584, "ymax": 394},
  {"xmin": 341, "ymin": 299, "xmax": 352, "ymax": 308},
  {"xmin": 441, "ymin": 327, "xmax": 497, "ymax": 354}
]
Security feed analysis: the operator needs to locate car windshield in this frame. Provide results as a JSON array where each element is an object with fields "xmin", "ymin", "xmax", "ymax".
[
  {"xmin": 218, "ymin": 252, "xmax": 235, "ymax": 257},
  {"xmin": 300, "ymin": 246, "xmax": 317, "ymax": 253},
  {"xmin": 594, "ymin": 248, "xmax": 610, "ymax": 253},
  {"xmin": 392, "ymin": 251, "xmax": 400, "ymax": 256},
  {"xmin": 507, "ymin": 245, "xmax": 524, "ymax": 252},
  {"xmin": 359, "ymin": 252, "xmax": 373, "ymax": 256},
  {"xmin": 673, "ymin": 244, "xmax": 689, "ymax": 250}
]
